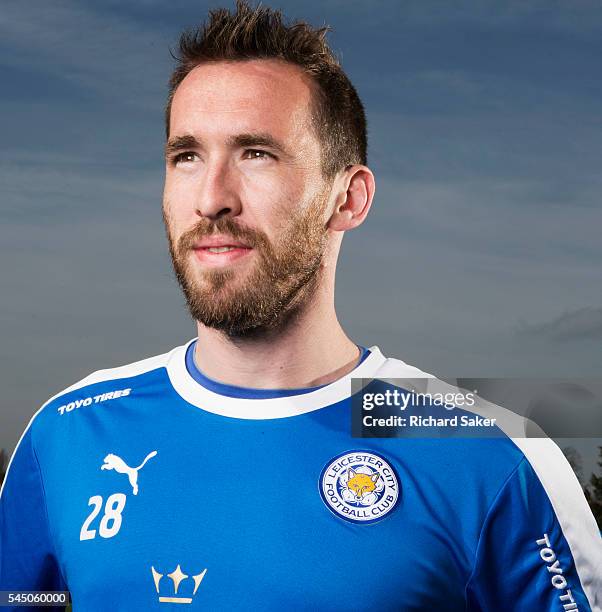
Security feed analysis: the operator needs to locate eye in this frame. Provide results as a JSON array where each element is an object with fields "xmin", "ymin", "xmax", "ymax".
[
  {"xmin": 243, "ymin": 149, "xmax": 273, "ymax": 161},
  {"xmin": 172, "ymin": 151, "xmax": 199, "ymax": 165}
]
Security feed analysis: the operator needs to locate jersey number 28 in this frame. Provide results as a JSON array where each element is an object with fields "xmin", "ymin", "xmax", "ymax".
[{"xmin": 79, "ymin": 493, "xmax": 126, "ymax": 541}]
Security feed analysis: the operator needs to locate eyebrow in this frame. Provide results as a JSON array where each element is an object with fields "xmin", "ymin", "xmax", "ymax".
[
  {"xmin": 165, "ymin": 134, "xmax": 199, "ymax": 158},
  {"xmin": 164, "ymin": 132, "xmax": 291, "ymax": 159}
]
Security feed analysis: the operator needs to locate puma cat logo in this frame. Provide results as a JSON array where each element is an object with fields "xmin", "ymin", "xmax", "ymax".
[{"xmin": 101, "ymin": 451, "xmax": 157, "ymax": 495}]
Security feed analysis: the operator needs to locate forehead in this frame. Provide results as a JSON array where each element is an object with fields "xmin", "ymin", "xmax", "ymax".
[{"xmin": 169, "ymin": 59, "xmax": 315, "ymax": 142}]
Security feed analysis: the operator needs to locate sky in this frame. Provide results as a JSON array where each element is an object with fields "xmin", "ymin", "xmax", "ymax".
[{"xmin": 1, "ymin": 0, "xmax": 601, "ymax": 475}]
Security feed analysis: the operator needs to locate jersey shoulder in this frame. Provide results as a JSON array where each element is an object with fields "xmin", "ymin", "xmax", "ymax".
[
  {"xmin": 29, "ymin": 340, "xmax": 189, "ymax": 434},
  {"xmin": 373, "ymin": 352, "xmax": 580, "ymax": 516},
  {"xmin": 375, "ymin": 353, "xmax": 540, "ymax": 440}
]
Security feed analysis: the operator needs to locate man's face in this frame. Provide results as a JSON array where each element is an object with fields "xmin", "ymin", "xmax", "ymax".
[{"xmin": 163, "ymin": 59, "xmax": 333, "ymax": 337}]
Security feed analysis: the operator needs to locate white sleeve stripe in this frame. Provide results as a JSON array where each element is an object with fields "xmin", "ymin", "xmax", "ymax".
[{"xmin": 512, "ymin": 437, "xmax": 602, "ymax": 609}]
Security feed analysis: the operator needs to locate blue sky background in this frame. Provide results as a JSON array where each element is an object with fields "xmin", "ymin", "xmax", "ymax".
[{"xmin": 1, "ymin": 1, "xmax": 601, "ymax": 474}]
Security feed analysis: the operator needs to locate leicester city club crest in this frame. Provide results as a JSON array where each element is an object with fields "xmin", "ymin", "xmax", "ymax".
[{"xmin": 319, "ymin": 451, "xmax": 400, "ymax": 524}]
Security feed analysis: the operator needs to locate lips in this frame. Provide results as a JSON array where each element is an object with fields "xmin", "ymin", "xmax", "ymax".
[
  {"xmin": 201, "ymin": 246, "xmax": 241, "ymax": 253},
  {"xmin": 193, "ymin": 236, "xmax": 251, "ymax": 249},
  {"xmin": 191, "ymin": 236, "xmax": 253, "ymax": 265}
]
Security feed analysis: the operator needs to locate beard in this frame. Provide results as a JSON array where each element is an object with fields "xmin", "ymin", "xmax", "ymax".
[{"xmin": 163, "ymin": 190, "xmax": 330, "ymax": 338}]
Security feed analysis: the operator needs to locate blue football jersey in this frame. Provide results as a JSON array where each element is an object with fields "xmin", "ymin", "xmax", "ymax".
[{"xmin": 1, "ymin": 338, "xmax": 600, "ymax": 611}]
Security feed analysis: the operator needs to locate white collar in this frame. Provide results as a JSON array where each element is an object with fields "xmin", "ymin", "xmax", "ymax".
[{"xmin": 166, "ymin": 338, "xmax": 388, "ymax": 420}]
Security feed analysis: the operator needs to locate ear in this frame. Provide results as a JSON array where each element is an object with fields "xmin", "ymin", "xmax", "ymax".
[
  {"xmin": 327, "ymin": 165, "xmax": 375, "ymax": 232},
  {"xmin": 347, "ymin": 468, "xmax": 356, "ymax": 480},
  {"xmin": 371, "ymin": 472, "xmax": 380, "ymax": 483}
]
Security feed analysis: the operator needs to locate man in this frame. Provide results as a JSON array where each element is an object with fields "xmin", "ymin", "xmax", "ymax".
[{"xmin": 1, "ymin": 1, "xmax": 600, "ymax": 609}]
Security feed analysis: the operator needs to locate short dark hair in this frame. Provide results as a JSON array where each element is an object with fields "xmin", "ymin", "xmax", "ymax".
[{"xmin": 165, "ymin": 0, "xmax": 367, "ymax": 180}]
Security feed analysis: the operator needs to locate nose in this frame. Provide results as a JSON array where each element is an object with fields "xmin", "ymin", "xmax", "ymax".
[{"xmin": 194, "ymin": 158, "xmax": 242, "ymax": 220}]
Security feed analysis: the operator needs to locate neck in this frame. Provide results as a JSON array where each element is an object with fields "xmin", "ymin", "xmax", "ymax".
[{"xmin": 193, "ymin": 278, "xmax": 360, "ymax": 389}]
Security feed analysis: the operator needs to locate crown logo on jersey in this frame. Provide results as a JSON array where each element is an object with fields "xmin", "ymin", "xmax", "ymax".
[{"xmin": 151, "ymin": 564, "xmax": 207, "ymax": 604}]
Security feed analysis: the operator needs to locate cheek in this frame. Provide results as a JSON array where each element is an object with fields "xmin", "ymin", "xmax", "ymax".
[
  {"xmin": 239, "ymin": 174, "xmax": 307, "ymax": 230},
  {"xmin": 163, "ymin": 176, "xmax": 198, "ymax": 230},
  {"xmin": 164, "ymin": 171, "xmax": 191, "ymax": 206},
  {"xmin": 162, "ymin": 201, "xmax": 188, "ymax": 249}
]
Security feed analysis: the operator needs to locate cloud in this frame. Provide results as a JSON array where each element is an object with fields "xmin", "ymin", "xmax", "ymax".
[
  {"xmin": 0, "ymin": 0, "xmax": 172, "ymax": 110},
  {"xmin": 0, "ymin": 151, "xmax": 162, "ymax": 224},
  {"xmin": 323, "ymin": 0, "xmax": 602, "ymax": 32},
  {"xmin": 519, "ymin": 307, "xmax": 602, "ymax": 341}
]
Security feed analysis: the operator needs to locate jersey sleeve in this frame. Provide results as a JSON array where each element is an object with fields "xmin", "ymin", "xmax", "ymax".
[
  {"xmin": 0, "ymin": 424, "xmax": 67, "ymax": 596},
  {"xmin": 465, "ymin": 444, "xmax": 602, "ymax": 611}
]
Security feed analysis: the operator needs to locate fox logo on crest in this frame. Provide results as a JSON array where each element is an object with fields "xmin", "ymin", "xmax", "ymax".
[{"xmin": 343, "ymin": 468, "xmax": 380, "ymax": 505}]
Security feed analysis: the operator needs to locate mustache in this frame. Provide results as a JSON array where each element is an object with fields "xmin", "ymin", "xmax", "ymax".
[{"xmin": 176, "ymin": 216, "xmax": 268, "ymax": 253}]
